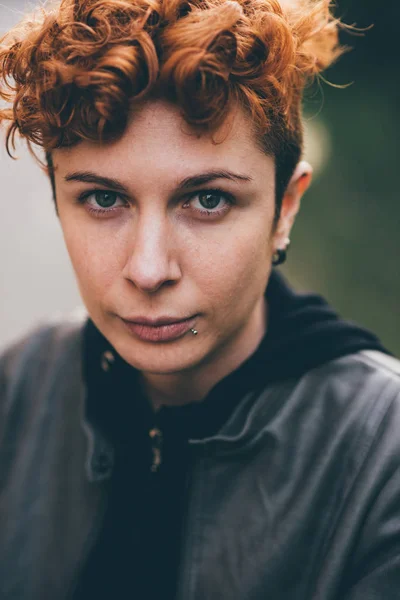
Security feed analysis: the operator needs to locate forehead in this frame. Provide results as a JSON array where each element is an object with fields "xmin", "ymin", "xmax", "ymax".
[{"xmin": 53, "ymin": 100, "xmax": 272, "ymax": 183}]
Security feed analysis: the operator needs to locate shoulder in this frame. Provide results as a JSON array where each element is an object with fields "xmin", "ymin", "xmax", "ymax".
[
  {"xmin": 357, "ymin": 349, "xmax": 400, "ymax": 379},
  {"xmin": 0, "ymin": 308, "xmax": 87, "ymax": 408},
  {"xmin": 246, "ymin": 351, "xmax": 400, "ymax": 463},
  {"xmin": 296, "ymin": 351, "xmax": 400, "ymax": 434},
  {"xmin": 301, "ymin": 350, "xmax": 400, "ymax": 406},
  {"xmin": 222, "ymin": 350, "xmax": 400, "ymax": 453},
  {"xmin": 279, "ymin": 352, "xmax": 400, "ymax": 496},
  {"xmin": 285, "ymin": 351, "xmax": 400, "ymax": 472}
]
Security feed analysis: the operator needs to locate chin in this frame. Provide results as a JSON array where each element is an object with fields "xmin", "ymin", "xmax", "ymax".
[{"xmin": 115, "ymin": 337, "xmax": 208, "ymax": 375}]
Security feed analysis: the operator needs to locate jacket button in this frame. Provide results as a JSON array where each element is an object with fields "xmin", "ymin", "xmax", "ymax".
[{"xmin": 101, "ymin": 350, "xmax": 115, "ymax": 372}]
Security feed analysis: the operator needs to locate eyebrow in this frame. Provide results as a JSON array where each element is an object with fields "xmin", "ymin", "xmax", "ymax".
[
  {"xmin": 64, "ymin": 172, "xmax": 129, "ymax": 193},
  {"xmin": 63, "ymin": 169, "xmax": 253, "ymax": 193},
  {"xmin": 178, "ymin": 170, "xmax": 253, "ymax": 189}
]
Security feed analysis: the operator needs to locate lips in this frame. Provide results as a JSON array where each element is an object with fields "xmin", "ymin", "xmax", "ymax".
[
  {"xmin": 126, "ymin": 316, "xmax": 192, "ymax": 326},
  {"xmin": 121, "ymin": 315, "xmax": 198, "ymax": 343}
]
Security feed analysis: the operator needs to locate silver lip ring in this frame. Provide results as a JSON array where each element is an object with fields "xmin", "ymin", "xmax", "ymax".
[{"xmin": 190, "ymin": 328, "xmax": 198, "ymax": 336}]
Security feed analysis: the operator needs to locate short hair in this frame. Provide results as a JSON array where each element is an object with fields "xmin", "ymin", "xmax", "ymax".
[{"xmin": 0, "ymin": 0, "xmax": 344, "ymax": 216}]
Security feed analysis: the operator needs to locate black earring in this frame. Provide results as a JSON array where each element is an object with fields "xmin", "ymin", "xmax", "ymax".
[
  {"xmin": 272, "ymin": 239, "xmax": 290, "ymax": 266},
  {"xmin": 272, "ymin": 248, "xmax": 287, "ymax": 266}
]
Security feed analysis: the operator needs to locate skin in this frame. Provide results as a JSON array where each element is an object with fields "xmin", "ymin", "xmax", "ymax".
[{"xmin": 53, "ymin": 100, "xmax": 311, "ymax": 409}]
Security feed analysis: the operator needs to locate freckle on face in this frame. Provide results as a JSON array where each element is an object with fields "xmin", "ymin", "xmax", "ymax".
[{"xmin": 54, "ymin": 100, "xmax": 277, "ymax": 375}]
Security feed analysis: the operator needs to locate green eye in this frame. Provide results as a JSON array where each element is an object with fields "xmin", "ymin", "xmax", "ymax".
[
  {"xmin": 94, "ymin": 191, "xmax": 118, "ymax": 208},
  {"xmin": 183, "ymin": 188, "xmax": 234, "ymax": 218},
  {"xmin": 198, "ymin": 192, "xmax": 222, "ymax": 210}
]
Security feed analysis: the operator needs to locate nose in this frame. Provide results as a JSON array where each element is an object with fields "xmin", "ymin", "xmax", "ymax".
[{"xmin": 122, "ymin": 212, "xmax": 181, "ymax": 293}]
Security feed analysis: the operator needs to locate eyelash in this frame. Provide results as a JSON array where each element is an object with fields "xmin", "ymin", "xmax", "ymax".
[
  {"xmin": 77, "ymin": 188, "xmax": 235, "ymax": 218},
  {"xmin": 77, "ymin": 190, "xmax": 126, "ymax": 216}
]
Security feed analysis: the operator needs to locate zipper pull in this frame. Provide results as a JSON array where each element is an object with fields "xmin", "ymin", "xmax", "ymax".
[{"xmin": 149, "ymin": 427, "xmax": 163, "ymax": 473}]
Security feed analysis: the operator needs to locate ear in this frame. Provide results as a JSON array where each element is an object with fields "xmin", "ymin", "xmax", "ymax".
[{"xmin": 273, "ymin": 160, "xmax": 313, "ymax": 251}]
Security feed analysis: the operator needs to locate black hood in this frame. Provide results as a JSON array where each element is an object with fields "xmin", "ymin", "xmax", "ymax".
[
  {"xmin": 260, "ymin": 269, "xmax": 389, "ymax": 380},
  {"xmin": 83, "ymin": 269, "xmax": 390, "ymax": 440}
]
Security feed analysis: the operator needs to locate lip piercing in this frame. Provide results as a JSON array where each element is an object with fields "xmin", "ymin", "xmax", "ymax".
[{"xmin": 190, "ymin": 328, "xmax": 198, "ymax": 336}]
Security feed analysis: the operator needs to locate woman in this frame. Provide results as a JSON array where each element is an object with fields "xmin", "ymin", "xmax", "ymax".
[{"xmin": 1, "ymin": 1, "xmax": 400, "ymax": 599}]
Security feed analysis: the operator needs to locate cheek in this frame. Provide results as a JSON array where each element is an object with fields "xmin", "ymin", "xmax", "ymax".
[
  {"xmin": 190, "ymin": 220, "xmax": 273, "ymax": 308},
  {"xmin": 61, "ymin": 221, "xmax": 122, "ymax": 298}
]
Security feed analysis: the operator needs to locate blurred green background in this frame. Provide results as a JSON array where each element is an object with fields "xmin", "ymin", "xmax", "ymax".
[{"xmin": 284, "ymin": 0, "xmax": 400, "ymax": 356}]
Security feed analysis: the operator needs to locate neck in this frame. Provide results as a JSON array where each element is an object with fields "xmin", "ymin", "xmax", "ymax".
[{"xmin": 141, "ymin": 297, "xmax": 267, "ymax": 411}]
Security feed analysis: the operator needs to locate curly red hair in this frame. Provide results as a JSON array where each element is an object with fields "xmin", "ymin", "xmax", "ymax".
[{"xmin": 0, "ymin": 0, "xmax": 344, "ymax": 205}]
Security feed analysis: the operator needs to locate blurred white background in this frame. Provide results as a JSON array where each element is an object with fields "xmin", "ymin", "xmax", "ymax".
[
  {"xmin": 0, "ymin": 139, "xmax": 82, "ymax": 351},
  {"xmin": 0, "ymin": 0, "xmax": 82, "ymax": 351}
]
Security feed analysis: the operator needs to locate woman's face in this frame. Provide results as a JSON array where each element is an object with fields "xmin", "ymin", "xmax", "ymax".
[{"xmin": 53, "ymin": 100, "xmax": 300, "ymax": 375}]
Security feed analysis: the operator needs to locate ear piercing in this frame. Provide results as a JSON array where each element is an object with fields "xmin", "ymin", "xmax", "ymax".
[{"xmin": 272, "ymin": 238, "xmax": 291, "ymax": 266}]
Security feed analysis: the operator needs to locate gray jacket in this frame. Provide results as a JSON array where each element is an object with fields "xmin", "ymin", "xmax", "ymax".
[{"xmin": 1, "ymin": 315, "xmax": 400, "ymax": 600}]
